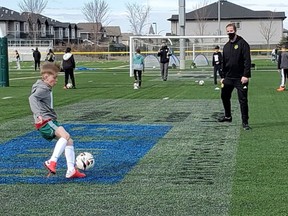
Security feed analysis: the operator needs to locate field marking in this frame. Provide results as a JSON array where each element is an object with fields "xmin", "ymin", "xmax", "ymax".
[
  {"xmin": 0, "ymin": 98, "xmax": 240, "ymax": 215},
  {"xmin": 2, "ymin": 97, "xmax": 13, "ymax": 99}
]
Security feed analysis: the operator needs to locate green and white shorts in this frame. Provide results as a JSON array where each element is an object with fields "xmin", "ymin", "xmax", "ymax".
[{"xmin": 38, "ymin": 120, "xmax": 60, "ymax": 141}]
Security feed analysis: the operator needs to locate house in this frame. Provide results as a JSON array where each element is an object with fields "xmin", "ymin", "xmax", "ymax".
[
  {"xmin": 0, "ymin": 6, "xmax": 124, "ymax": 50},
  {"xmin": 103, "ymin": 26, "xmax": 122, "ymax": 43},
  {"xmin": 77, "ymin": 22, "xmax": 103, "ymax": 43},
  {"xmin": 0, "ymin": 7, "xmax": 26, "ymax": 39},
  {"xmin": 121, "ymin": 33, "xmax": 134, "ymax": 46},
  {"xmin": 168, "ymin": 0, "xmax": 286, "ymax": 46}
]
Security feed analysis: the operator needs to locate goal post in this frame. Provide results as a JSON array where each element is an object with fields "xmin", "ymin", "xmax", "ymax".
[{"xmin": 129, "ymin": 35, "xmax": 227, "ymax": 77}]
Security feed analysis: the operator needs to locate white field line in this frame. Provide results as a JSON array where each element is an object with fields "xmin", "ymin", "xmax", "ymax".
[{"xmin": 9, "ymin": 72, "xmax": 85, "ymax": 81}]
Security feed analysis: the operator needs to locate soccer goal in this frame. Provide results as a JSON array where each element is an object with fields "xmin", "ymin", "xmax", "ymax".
[{"xmin": 129, "ymin": 35, "xmax": 227, "ymax": 77}]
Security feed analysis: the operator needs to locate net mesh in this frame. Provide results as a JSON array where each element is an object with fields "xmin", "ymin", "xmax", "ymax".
[{"xmin": 129, "ymin": 35, "xmax": 227, "ymax": 76}]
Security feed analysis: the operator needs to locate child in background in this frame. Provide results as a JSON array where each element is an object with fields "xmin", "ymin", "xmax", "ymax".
[
  {"xmin": 45, "ymin": 49, "xmax": 55, "ymax": 62},
  {"xmin": 15, "ymin": 50, "xmax": 21, "ymax": 70},
  {"xmin": 277, "ymin": 44, "xmax": 288, "ymax": 92},
  {"xmin": 132, "ymin": 48, "xmax": 145, "ymax": 89},
  {"xmin": 28, "ymin": 62, "xmax": 86, "ymax": 178},
  {"xmin": 212, "ymin": 45, "xmax": 222, "ymax": 90}
]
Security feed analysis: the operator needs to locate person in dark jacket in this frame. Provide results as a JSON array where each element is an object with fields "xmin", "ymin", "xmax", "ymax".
[
  {"xmin": 212, "ymin": 45, "xmax": 223, "ymax": 90},
  {"xmin": 218, "ymin": 23, "xmax": 252, "ymax": 130},
  {"xmin": 45, "ymin": 49, "xmax": 55, "ymax": 62},
  {"xmin": 62, "ymin": 47, "xmax": 76, "ymax": 89},
  {"xmin": 33, "ymin": 47, "xmax": 41, "ymax": 71},
  {"xmin": 157, "ymin": 41, "xmax": 172, "ymax": 81},
  {"xmin": 276, "ymin": 44, "xmax": 288, "ymax": 91}
]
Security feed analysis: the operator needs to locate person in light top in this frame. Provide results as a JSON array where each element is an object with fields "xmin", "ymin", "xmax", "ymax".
[{"xmin": 132, "ymin": 48, "xmax": 145, "ymax": 89}]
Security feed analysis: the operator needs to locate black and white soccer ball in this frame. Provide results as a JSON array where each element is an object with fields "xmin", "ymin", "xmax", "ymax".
[
  {"xmin": 76, "ymin": 152, "xmax": 95, "ymax": 171},
  {"xmin": 66, "ymin": 83, "xmax": 73, "ymax": 89},
  {"xmin": 198, "ymin": 80, "xmax": 205, "ymax": 86}
]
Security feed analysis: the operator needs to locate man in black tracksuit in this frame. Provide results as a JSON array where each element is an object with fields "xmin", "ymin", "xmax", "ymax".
[
  {"xmin": 33, "ymin": 47, "xmax": 41, "ymax": 71},
  {"xmin": 218, "ymin": 23, "xmax": 251, "ymax": 130},
  {"xmin": 157, "ymin": 41, "xmax": 172, "ymax": 81}
]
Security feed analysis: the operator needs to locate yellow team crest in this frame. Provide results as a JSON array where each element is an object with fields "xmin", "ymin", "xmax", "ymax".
[{"xmin": 234, "ymin": 45, "xmax": 239, "ymax": 49}]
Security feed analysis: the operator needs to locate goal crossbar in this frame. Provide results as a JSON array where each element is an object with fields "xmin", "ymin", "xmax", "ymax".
[{"xmin": 129, "ymin": 35, "xmax": 227, "ymax": 76}]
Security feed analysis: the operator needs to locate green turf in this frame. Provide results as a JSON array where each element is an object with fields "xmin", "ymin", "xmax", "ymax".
[{"xmin": 0, "ymin": 59, "xmax": 287, "ymax": 215}]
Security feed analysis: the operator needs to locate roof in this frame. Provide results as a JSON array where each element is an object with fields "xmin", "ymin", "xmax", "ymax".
[
  {"xmin": 0, "ymin": 7, "xmax": 26, "ymax": 22},
  {"xmin": 77, "ymin": 22, "xmax": 102, "ymax": 33},
  {"xmin": 103, "ymin": 26, "xmax": 121, "ymax": 36},
  {"xmin": 21, "ymin": 12, "xmax": 71, "ymax": 28},
  {"xmin": 168, "ymin": 0, "xmax": 286, "ymax": 21},
  {"xmin": 121, "ymin": 33, "xmax": 134, "ymax": 41}
]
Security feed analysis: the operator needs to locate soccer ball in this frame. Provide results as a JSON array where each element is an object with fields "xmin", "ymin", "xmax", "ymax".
[
  {"xmin": 199, "ymin": 80, "xmax": 205, "ymax": 86},
  {"xmin": 133, "ymin": 82, "xmax": 139, "ymax": 89},
  {"xmin": 76, "ymin": 152, "xmax": 95, "ymax": 171},
  {"xmin": 66, "ymin": 83, "xmax": 73, "ymax": 89}
]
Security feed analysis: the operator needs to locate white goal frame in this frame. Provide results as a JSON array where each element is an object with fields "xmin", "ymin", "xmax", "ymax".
[{"xmin": 129, "ymin": 35, "xmax": 227, "ymax": 77}]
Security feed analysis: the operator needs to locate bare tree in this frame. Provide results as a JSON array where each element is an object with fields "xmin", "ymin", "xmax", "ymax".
[
  {"xmin": 259, "ymin": 11, "xmax": 277, "ymax": 50},
  {"xmin": 126, "ymin": 3, "xmax": 151, "ymax": 35},
  {"xmin": 18, "ymin": 0, "xmax": 48, "ymax": 40},
  {"xmin": 18, "ymin": 0, "xmax": 48, "ymax": 13},
  {"xmin": 193, "ymin": 0, "xmax": 211, "ymax": 43},
  {"xmin": 82, "ymin": 0, "xmax": 110, "ymax": 45}
]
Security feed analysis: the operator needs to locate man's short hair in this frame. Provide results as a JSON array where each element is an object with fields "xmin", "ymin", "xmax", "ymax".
[{"xmin": 226, "ymin": 23, "xmax": 237, "ymax": 32}]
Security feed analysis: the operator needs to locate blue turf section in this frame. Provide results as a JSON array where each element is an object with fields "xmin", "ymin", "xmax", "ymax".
[{"xmin": 0, "ymin": 123, "xmax": 171, "ymax": 184}]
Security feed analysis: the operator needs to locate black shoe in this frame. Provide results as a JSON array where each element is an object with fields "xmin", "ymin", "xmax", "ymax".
[
  {"xmin": 242, "ymin": 123, "xmax": 251, "ymax": 130},
  {"xmin": 218, "ymin": 116, "xmax": 232, "ymax": 122}
]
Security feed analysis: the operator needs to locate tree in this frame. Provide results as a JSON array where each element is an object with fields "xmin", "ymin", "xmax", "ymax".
[
  {"xmin": 18, "ymin": 0, "xmax": 48, "ymax": 14},
  {"xmin": 259, "ymin": 11, "xmax": 277, "ymax": 50},
  {"xmin": 18, "ymin": 0, "xmax": 48, "ymax": 40},
  {"xmin": 126, "ymin": 3, "xmax": 151, "ymax": 35},
  {"xmin": 82, "ymin": 0, "xmax": 110, "ymax": 45},
  {"xmin": 193, "ymin": 0, "xmax": 211, "ymax": 42}
]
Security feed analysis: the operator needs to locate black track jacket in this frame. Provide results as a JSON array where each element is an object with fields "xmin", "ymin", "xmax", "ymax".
[{"xmin": 220, "ymin": 35, "xmax": 251, "ymax": 79}]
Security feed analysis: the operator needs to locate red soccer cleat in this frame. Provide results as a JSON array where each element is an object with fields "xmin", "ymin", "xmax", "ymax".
[
  {"xmin": 66, "ymin": 168, "xmax": 86, "ymax": 179},
  {"xmin": 44, "ymin": 160, "xmax": 57, "ymax": 176}
]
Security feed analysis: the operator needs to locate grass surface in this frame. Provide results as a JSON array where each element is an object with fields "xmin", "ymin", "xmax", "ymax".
[{"xmin": 0, "ymin": 58, "xmax": 287, "ymax": 215}]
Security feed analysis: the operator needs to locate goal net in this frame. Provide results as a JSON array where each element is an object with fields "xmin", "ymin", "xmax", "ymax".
[{"xmin": 129, "ymin": 35, "xmax": 227, "ymax": 77}]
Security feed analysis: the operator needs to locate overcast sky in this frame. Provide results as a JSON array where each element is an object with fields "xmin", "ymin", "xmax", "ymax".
[{"xmin": 1, "ymin": 0, "xmax": 288, "ymax": 34}]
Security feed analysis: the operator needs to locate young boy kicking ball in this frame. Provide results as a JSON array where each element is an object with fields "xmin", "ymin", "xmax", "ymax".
[{"xmin": 29, "ymin": 62, "xmax": 85, "ymax": 178}]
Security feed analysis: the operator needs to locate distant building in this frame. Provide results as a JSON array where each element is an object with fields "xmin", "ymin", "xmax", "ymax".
[
  {"xmin": 0, "ymin": 6, "xmax": 124, "ymax": 48},
  {"xmin": 168, "ymin": 0, "xmax": 286, "ymax": 46}
]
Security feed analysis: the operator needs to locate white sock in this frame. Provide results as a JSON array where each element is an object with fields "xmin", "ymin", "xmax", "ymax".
[
  {"xmin": 65, "ymin": 145, "xmax": 75, "ymax": 172},
  {"xmin": 50, "ymin": 137, "xmax": 67, "ymax": 162}
]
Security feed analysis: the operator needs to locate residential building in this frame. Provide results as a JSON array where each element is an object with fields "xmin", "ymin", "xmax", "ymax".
[{"xmin": 168, "ymin": 0, "xmax": 286, "ymax": 46}]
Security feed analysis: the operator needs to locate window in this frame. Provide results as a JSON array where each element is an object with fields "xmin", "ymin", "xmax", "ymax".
[
  {"xmin": 231, "ymin": 21, "xmax": 241, "ymax": 29},
  {"xmin": 24, "ymin": 23, "xmax": 29, "ymax": 33},
  {"xmin": 15, "ymin": 23, "xmax": 20, "ymax": 32},
  {"xmin": 50, "ymin": 26, "xmax": 54, "ymax": 34}
]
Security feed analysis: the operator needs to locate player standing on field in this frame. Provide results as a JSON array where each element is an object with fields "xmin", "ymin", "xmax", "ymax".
[
  {"xmin": 212, "ymin": 45, "xmax": 222, "ymax": 90},
  {"xmin": 132, "ymin": 48, "xmax": 145, "ymax": 89},
  {"xmin": 28, "ymin": 62, "xmax": 86, "ymax": 178},
  {"xmin": 218, "ymin": 23, "xmax": 252, "ymax": 130}
]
